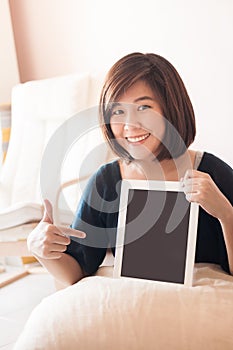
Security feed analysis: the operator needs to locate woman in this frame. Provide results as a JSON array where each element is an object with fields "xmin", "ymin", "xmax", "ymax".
[{"xmin": 28, "ymin": 52, "xmax": 233, "ymax": 286}]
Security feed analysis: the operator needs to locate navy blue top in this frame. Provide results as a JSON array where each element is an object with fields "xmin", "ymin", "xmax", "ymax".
[{"xmin": 66, "ymin": 152, "xmax": 233, "ymax": 275}]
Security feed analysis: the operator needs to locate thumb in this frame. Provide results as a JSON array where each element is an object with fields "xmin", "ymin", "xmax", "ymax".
[{"xmin": 42, "ymin": 199, "xmax": 54, "ymax": 224}]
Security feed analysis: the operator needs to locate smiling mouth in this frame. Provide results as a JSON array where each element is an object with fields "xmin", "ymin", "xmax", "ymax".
[{"xmin": 126, "ymin": 133, "xmax": 150, "ymax": 143}]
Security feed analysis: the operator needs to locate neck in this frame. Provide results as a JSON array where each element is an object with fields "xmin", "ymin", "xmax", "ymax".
[{"xmin": 120, "ymin": 150, "xmax": 194, "ymax": 181}]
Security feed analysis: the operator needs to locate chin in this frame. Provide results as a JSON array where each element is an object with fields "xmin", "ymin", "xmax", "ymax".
[{"xmin": 129, "ymin": 149, "xmax": 156, "ymax": 161}]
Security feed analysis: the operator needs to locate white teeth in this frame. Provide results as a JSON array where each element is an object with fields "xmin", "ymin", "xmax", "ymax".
[{"xmin": 127, "ymin": 133, "xmax": 150, "ymax": 143}]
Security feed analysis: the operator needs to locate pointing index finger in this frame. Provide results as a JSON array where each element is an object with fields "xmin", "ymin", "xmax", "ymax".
[{"xmin": 57, "ymin": 226, "xmax": 86, "ymax": 239}]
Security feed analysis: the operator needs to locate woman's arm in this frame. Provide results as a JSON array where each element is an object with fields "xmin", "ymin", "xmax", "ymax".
[
  {"xmin": 182, "ymin": 169, "xmax": 233, "ymax": 274},
  {"xmin": 35, "ymin": 253, "xmax": 85, "ymax": 288},
  {"xmin": 219, "ymin": 207, "xmax": 233, "ymax": 275},
  {"xmin": 27, "ymin": 200, "xmax": 87, "ymax": 287}
]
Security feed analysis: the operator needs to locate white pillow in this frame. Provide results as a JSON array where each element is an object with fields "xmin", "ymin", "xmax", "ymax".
[{"xmin": 14, "ymin": 264, "xmax": 233, "ymax": 350}]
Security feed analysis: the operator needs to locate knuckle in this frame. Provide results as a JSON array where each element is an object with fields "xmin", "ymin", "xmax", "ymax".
[
  {"xmin": 42, "ymin": 234, "xmax": 51, "ymax": 245},
  {"xmin": 41, "ymin": 240, "xmax": 51, "ymax": 256},
  {"xmin": 46, "ymin": 224, "xmax": 55, "ymax": 233},
  {"xmin": 61, "ymin": 245, "xmax": 68, "ymax": 252},
  {"xmin": 41, "ymin": 246, "xmax": 49, "ymax": 257},
  {"xmin": 55, "ymin": 253, "xmax": 63, "ymax": 259}
]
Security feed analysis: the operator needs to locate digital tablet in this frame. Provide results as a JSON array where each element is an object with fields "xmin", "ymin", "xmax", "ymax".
[{"xmin": 113, "ymin": 180, "xmax": 199, "ymax": 287}]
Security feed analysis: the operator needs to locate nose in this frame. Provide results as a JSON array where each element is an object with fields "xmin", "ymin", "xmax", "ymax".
[
  {"xmin": 123, "ymin": 108, "xmax": 141, "ymax": 130},
  {"xmin": 124, "ymin": 122, "xmax": 141, "ymax": 131}
]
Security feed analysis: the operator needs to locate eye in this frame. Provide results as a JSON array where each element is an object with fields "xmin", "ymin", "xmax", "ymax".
[
  {"xmin": 111, "ymin": 109, "xmax": 125, "ymax": 116},
  {"xmin": 137, "ymin": 105, "xmax": 151, "ymax": 111}
]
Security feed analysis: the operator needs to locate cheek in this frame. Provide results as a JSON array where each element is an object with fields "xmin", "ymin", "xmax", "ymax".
[
  {"xmin": 155, "ymin": 121, "xmax": 166, "ymax": 141},
  {"xmin": 145, "ymin": 114, "xmax": 166, "ymax": 140},
  {"xmin": 110, "ymin": 122, "xmax": 123, "ymax": 138}
]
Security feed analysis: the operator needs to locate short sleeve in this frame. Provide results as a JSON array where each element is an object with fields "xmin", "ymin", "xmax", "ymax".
[
  {"xmin": 205, "ymin": 154, "xmax": 233, "ymax": 205},
  {"xmin": 65, "ymin": 168, "xmax": 109, "ymax": 275},
  {"xmin": 197, "ymin": 153, "xmax": 233, "ymax": 273}
]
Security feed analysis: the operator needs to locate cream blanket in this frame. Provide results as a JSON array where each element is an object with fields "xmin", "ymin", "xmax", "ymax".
[{"xmin": 14, "ymin": 264, "xmax": 233, "ymax": 350}]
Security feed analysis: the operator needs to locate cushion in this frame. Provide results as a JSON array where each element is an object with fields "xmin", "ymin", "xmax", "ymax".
[
  {"xmin": 14, "ymin": 264, "xmax": 233, "ymax": 350},
  {"xmin": 0, "ymin": 104, "xmax": 11, "ymax": 163},
  {"xmin": 0, "ymin": 73, "xmax": 90, "ymax": 210}
]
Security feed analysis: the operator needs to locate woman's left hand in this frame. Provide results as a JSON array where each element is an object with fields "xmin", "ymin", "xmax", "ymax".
[{"xmin": 181, "ymin": 169, "xmax": 232, "ymax": 222}]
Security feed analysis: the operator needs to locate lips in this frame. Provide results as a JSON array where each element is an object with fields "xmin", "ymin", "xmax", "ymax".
[{"xmin": 126, "ymin": 133, "xmax": 150, "ymax": 143}]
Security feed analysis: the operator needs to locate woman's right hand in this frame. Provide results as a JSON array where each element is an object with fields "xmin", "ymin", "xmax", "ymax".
[{"xmin": 27, "ymin": 199, "xmax": 86, "ymax": 260}]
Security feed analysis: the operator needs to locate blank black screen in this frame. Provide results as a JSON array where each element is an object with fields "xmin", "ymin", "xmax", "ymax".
[{"xmin": 121, "ymin": 189, "xmax": 191, "ymax": 284}]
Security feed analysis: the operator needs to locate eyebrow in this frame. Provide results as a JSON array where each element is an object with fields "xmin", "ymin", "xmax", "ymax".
[
  {"xmin": 112, "ymin": 96, "xmax": 154, "ymax": 106},
  {"xmin": 133, "ymin": 96, "xmax": 155, "ymax": 103}
]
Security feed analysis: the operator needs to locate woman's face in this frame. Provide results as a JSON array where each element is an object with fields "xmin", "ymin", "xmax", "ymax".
[{"xmin": 110, "ymin": 80, "xmax": 165, "ymax": 160}]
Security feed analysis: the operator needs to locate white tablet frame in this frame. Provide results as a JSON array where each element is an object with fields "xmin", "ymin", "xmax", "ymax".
[{"xmin": 113, "ymin": 180, "xmax": 199, "ymax": 287}]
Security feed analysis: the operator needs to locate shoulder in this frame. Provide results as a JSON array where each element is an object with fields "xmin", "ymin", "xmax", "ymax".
[
  {"xmin": 198, "ymin": 152, "xmax": 233, "ymax": 201},
  {"xmin": 198, "ymin": 152, "xmax": 232, "ymax": 177},
  {"xmin": 85, "ymin": 160, "xmax": 121, "ymax": 200},
  {"xmin": 94, "ymin": 160, "xmax": 121, "ymax": 185},
  {"xmin": 95, "ymin": 159, "xmax": 120, "ymax": 176}
]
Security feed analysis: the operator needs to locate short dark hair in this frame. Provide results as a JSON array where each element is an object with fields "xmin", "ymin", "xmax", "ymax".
[{"xmin": 99, "ymin": 52, "xmax": 196, "ymax": 161}]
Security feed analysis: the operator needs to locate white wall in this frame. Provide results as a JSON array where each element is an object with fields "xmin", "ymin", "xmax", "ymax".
[
  {"xmin": 5, "ymin": 0, "xmax": 233, "ymax": 165},
  {"xmin": 78, "ymin": 0, "xmax": 233, "ymax": 166},
  {"xmin": 0, "ymin": 0, "xmax": 19, "ymax": 104},
  {"xmin": 9, "ymin": 0, "xmax": 86, "ymax": 82}
]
